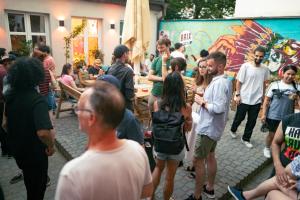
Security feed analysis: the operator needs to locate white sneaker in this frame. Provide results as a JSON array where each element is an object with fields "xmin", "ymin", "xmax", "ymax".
[
  {"xmin": 230, "ymin": 131, "xmax": 237, "ymax": 139},
  {"xmin": 241, "ymin": 138, "xmax": 253, "ymax": 148},
  {"xmin": 263, "ymin": 147, "xmax": 271, "ymax": 158}
]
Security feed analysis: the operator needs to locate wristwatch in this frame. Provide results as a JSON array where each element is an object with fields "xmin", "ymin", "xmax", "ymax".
[{"xmin": 235, "ymin": 93, "xmax": 240, "ymax": 97}]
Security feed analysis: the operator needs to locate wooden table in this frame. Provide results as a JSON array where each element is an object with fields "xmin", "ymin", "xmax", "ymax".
[
  {"xmin": 82, "ymin": 80, "xmax": 96, "ymax": 87},
  {"xmin": 81, "ymin": 79, "xmax": 152, "ymax": 99},
  {"xmin": 134, "ymin": 83, "xmax": 152, "ymax": 99}
]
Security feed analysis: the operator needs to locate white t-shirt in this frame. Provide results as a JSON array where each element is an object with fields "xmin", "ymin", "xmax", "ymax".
[
  {"xmin": 170, "ymin": 50, "xmax": 185, "ymax": 59},
  {"xmin": 237, "ymin": 62, "xmax": 270, "ymax": 105},
  {"xmin": 55, "ymin": 140, "xmax": 152, "ymax": 200},
  {"xmin": 144, "ymin": 59, "xmax": 152, "ymax": 72}
]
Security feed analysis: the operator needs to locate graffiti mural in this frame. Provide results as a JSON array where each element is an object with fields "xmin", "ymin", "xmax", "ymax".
[{"xmin": 159, "ymin": 18, "xmax": 300, "ymax": 78}]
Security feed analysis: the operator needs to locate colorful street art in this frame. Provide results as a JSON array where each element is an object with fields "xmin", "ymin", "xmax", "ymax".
[{"xmin": 159, "ymin": 18, "xmax": 300, "ymax": 79}]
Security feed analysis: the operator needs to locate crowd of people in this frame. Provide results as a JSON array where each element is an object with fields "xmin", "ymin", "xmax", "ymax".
[{"xmin": 0, "ymin": 36, "xmax": 299, "ymax": 200}]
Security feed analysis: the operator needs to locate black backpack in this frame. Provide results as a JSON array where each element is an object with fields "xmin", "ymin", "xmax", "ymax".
[{"xmin": 152, "ymin": 110, "xmax": 188, "ymax": 154}]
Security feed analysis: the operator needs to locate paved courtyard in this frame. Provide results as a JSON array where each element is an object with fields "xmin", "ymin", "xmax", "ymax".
[
  {"xmin": 54, "ymin": 107, "xmax": 272, "ymax": 200},
  {"xmin": 0, "ymin": 107, "xmax": 273, "ymax": 200},
  {"xmin": 0, "ymin": 148, "xmax": 66, "ymax": 200}
]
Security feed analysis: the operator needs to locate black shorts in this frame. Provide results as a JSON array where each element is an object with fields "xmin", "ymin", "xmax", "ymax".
[{"xmin": 266, "ymin": 118, "xmax": 281, "ymax": 133}]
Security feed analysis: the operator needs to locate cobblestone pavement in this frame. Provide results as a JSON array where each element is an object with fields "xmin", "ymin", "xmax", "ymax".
[
  {"xmin": 0, "ymin": 148, "xmax": 67, "ymax": 200},
  {"xmin": 228, "ymin": 164, "xmax": 273, "ymax": 200},
  {"xmin": 54, "ymin": 108, "xmax": 272, "ymax": 200},
  {"xmin": 0, "ymin": 107, "xmax": 273, "ymax": 200}
]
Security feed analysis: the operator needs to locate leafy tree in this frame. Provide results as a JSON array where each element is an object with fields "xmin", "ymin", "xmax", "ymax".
[{"xmin": 165, "ymin": 0, "xmax": 236, "ymax": 19}]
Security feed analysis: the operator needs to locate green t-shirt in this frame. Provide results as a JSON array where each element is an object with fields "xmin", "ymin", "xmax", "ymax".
[{"xmin": 150, "ymin": 56, "xmax": 170, "ymax": 96}]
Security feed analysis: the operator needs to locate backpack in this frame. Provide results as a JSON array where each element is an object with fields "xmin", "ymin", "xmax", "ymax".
[{"xmin": 152, "ymin": 110, "xmax": 188, "ymax": 154}]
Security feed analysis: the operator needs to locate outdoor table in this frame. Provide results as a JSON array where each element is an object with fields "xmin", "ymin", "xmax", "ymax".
[
  {"xmin": 134, "ymin": 83, "xmax": 152, "ymax": 99},
  {"xmin": 82, "ymin": 79, "xmax": 96, "ymax": 87},
  {"xmin": 81, "ymin": 79, "xmax": 152, "ymax": 99}
]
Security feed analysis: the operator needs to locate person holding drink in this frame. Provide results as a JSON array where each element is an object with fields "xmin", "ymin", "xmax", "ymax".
[
  {"xmin": 184, "ymin": 59, "xmax": 212, "ymax": 175},
  {"xmin": 148, "ymin": 38, "xmax": 171, "ymax": 111}
]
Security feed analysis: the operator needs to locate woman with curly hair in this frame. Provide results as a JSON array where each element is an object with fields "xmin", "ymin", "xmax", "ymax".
[{"xmin": 6, "ymin": 57, "xmax": 55, "ymax": 200}]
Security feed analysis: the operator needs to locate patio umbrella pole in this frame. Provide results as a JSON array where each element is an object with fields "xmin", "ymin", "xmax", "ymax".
[{"xmin": 134, "ymin": 60, "xmax": 140, "ymax": 83}]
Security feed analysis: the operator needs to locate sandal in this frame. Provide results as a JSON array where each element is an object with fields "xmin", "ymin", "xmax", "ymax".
[{"xmin": 185, "ymin": 166, "xmax": 195, "ymax": 172}]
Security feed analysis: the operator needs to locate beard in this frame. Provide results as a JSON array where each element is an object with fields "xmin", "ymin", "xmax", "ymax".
[
  {"xmin": 254, "ymin": 58, "xmax": 263, "ymax": 65},
  {"xmin": 208, "ymin": 69, "xmax": 218, "ymax": 76}
]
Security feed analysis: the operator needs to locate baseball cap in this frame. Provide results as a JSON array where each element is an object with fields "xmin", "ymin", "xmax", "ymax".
[
  {"xmin": 97, "ymin": 75, "xmax": 121, "ymax": 90},
  {"xmin": 0, "ymin": 54, "xmax": 16, "ymax": 64},
  {"xmin": 113, "ymin": 45, "xmax": 129, "ymax": 59}
]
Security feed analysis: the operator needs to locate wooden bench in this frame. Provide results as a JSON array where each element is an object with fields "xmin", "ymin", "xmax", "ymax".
[{"xmin": 56, "ymin": 80, "xmax": 82, "ymax": 119}]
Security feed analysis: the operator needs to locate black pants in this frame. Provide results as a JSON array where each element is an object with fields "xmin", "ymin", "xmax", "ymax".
[
  {"xmin": 0, "ymin": 102, "xmax": 9, "ymax": 155},
  {"xmin": 0, "ymin": 184, "xmax": 4, "ymax": 200},
  {"xmin": 230, "ymin": 103, "xmax": 261, "ymax": 142},
  {"xmin": 269, "ymin": 152, "xmax": 291, "ymax": 178},
  {"xmin": 15, "ymin": 153, "xmax": 48, "ymax": 200}
]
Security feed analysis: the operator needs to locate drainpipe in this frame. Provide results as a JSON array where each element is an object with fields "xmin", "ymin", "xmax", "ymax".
[{"xmin": 156, "ymin": 2, "xmax": 169, "ymax": 40}]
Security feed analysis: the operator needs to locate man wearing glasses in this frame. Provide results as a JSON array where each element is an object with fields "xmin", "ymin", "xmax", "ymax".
[{"xmin": 55, "ymin": 81, "xmax": 152, "ymax": 200}]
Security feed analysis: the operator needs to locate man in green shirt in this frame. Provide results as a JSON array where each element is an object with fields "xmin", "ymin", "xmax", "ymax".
[{"xmin": 148, "ymin": 38, "xmax": 171, "ymax": 111}]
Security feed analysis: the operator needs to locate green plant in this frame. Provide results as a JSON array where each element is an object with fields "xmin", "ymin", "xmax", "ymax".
[
  {"xmin": 63, "ymin": 19, "xmax": 87, "ymax": 63},
  {"xmin": 91, "ymin": 49, "xmax": 104, "ymax": 62},
  {"xmin": 18, "ymin": 40, "xmax": 32, "ymax": 56}
]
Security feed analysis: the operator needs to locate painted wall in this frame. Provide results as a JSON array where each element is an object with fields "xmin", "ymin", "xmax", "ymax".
[
  {"xmin": 159, "ymin": 18, "xmax": 300, "ymax": 78},
  {"xmin": 0, "ymin": 0, "xmax": 161, "ymax": 74},
  {"xmin": 234, "ymin": 0, "xmax": 300, "ymax": 17}
]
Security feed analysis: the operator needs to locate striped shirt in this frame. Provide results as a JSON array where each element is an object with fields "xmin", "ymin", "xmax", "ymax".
[{"xmin": 39, "ymin": 68, "xmax": 51, "ymax": 96}]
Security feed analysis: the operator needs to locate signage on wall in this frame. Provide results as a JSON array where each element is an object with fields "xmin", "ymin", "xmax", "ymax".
[{"xmin": 180, "ymin": 31, "xmax": 192, "ymax": 45}]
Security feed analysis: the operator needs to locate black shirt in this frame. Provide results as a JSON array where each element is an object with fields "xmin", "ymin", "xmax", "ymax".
[
  {"xmin": 88, "ymin": 66, "xmax": 100, "ymax": 76},
  {"xmin": 6, "ymin": 89, "xmax": 53, "ymax": 160},
  {"xmin": 108, "ymin": 61, "xmax": 134, "ymax": 111},
  {"xmin": 281, "ymin": 113, "xmax": 300, "ymax": 161},
  {"xmin": 117, "ymin": 109, "xmax": 144, "ymax": 144}
]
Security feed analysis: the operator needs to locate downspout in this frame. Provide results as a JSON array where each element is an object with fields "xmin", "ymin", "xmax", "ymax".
[{"xmin": 156, "ymin": 2, "xmax": 169, "ymax": 40}]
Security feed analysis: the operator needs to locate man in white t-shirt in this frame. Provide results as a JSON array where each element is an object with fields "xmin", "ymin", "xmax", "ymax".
[
  {"xmin": 170, "ymin": 42, "xmax": 185, "ymax": 59},
  {"xmin": 230, "ymin": 46, "xmax": 270, "ymax": 148},
  {"xmin": 55, "ymin": 82, "xmax": 153, "ymax": 200},
  {"xmin": 143, "ymin": 53, "xmax": 155, "ymax": 74}
]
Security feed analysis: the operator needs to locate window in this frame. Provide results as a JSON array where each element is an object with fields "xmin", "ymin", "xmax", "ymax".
[
  {"xmin": 71, "ymin": 18, "xmax": 102, "ymax": 65},
  {"xmin": 6, "ymin": 12, "xmax": 50, "ymax": 53}
]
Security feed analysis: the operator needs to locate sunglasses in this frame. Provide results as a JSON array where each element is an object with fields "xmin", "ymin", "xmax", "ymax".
[{"xmin": 198, "ymin": 65, "xmax": 207, "ymax": 69}]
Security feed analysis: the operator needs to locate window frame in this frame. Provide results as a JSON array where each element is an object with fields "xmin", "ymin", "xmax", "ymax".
[
  {"xmin": 71, "ymin": 17, "xmax": 103, "ymax": 65},
  {"xmin": 5, "ymin": 10, "xmax": 50, "ymax": 51}
]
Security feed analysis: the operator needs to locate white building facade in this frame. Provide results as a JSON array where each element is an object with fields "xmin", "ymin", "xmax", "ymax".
[{"xmin": 0, "ymin": 0, "xmax": 164, "ymax": 73}]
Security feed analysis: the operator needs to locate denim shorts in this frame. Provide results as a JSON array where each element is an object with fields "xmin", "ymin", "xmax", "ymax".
[
  {"xmin": 153, "ymin": 149, "xmax": 184, "ymax": 162},
  {"xmin": 42, "ymin": 91, "xmax": 56, "ymax": 111}
]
